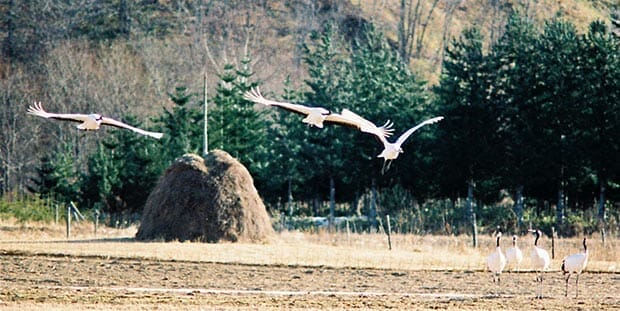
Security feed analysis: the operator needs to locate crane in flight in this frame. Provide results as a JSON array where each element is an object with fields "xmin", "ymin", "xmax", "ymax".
[
  {"xmin": 242, "ymin": 87, "xmax": 394, "ymax": 138},
  {"xmin": 339, "ymin": 109, "xmax": 443, "ymax": 173},
  {"xmin": 27, "ymin": 102, "xmax": 163, "ymax": 139},
  {"xmin": 243, "ymin": 87, "xmax": 333, "ymax": 128},
  {"xmin": 243, "ymin": 87, "xmax": 442, "ymax": 173}
]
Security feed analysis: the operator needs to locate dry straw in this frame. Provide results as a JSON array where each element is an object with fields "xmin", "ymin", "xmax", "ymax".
[
  {"xmin": 136, "ymin": 151, "xmax": 274, "ymax": 243},
  {"xmin": 1, "ymin": 220, "xmax": 616, "ymax": 273}
]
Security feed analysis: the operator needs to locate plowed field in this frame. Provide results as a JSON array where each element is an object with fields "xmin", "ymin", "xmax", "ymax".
[{"xmin": 1, "ymin": 251, "xmax": 618, "ymax": 310}]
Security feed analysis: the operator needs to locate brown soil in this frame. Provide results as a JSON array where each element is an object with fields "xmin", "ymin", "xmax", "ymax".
[{"xmin": 0, "ymin": 251, "xmax": 618, "ymax": 310}]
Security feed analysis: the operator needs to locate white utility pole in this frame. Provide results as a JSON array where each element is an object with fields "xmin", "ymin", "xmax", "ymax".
[{"xmin": 203, "ymin": 71, "xmax": 209, "ymax": 155}]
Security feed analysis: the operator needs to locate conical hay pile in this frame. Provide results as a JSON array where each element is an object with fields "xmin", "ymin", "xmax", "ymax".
[{"xmin": 136, "ymin": 150, "xmax": 274, "ymax": 242}]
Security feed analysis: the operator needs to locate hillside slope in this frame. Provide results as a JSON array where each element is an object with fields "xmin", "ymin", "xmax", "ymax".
[
  {"xmin": 352, "ymin": 0, "xmax": 616, "ymax": 83},
  {"xmin": 195, "ymin": 0, "xmax": 616, "ymax": 88}
]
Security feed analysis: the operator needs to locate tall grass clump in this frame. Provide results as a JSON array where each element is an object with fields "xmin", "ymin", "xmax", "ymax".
[{"xmin": 0, "ymin": 192, "xmax": 55, "ymax": 224}]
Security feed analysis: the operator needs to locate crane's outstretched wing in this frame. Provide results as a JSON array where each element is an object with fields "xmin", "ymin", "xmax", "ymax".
[
  {"xmin": 243, "ymin": 87, "xmax": 328, "ymax": 116},
  {"xmin": 336, "ymin": 108, "xmax": 394, "ymax": 140},
  {"xmin": 100, "ymin": 117, "xmax": 164, "ymax": 139},
  {"xmin": 394, "ymin": 116, "xmax": 444, "ymax": 148},
  {"xmin": 27, "ymin": 102, "xmax": 91, "ymax": 123}
]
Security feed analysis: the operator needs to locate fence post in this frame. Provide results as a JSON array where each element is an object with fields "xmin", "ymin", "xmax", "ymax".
[
  {"xmin": 66, "ymin": 204, "xmax": 71, "ymax": 239},
  {"xmin": 346, "ymin": 219, "xmax": 350, "ymax": 244},
  {"xmin": 551, "ymin": 226, "xmax": 556, "ymax": 259},
  {"xmin": 70, "ymin": 201, "xmax": 85, "ymax": 221},
  {"xmin": 94, "ymin": 209, "xmax": 100, "ymax": 237},
  {"xmin": 386, "ymin": 215, "xmax": 392, "ymax": 251},
  {"xmin": 467, "ymin": 180, "xmax": 478, "ymax": 248}
]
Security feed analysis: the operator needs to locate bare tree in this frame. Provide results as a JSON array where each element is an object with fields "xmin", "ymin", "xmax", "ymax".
[
  {"xmin": 397, "ymin": 0, "xmax": 441, "ymax": 63},
  {"xmin": 414, "ymin": 0, "xmax": 441, "ymax": 57},
  {"xmin": 397, "ymin": 0, "xmax": 419, "ymax": 63},
  {"xmin": 0, "ymin": 70, "xmax": 39, "ymax": 195},
  {"xmin": 438, "ymin": 0, "xmax": 463, "ymax": 65}
]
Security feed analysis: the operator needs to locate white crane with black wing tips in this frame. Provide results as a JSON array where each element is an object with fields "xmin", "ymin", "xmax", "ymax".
[
  {"xmin": 243, "ymin": 87, "xmax": 333, "ymax": 128},
  {"xmin": 529, "ymin": 229, "xmax": 551, "ymax": 299},
  {"xmin": 506, "ymin": 235, "xmax": 524, "ymax": 272},
  {"xmin": 242, "ymin": 87, "xmax": 395, "ymax": 139},
  {"xmin": 561, "ymin": 237, "xmax": 589, "ymax": 298},
  {"xmin": 486, "ymin": 231, "xmax": 507, "ymax": 285},
  {"xmin": 27, "ymin": 102, "xmax": 163, "ymax": 139},
  {"xmin": 339, "ymin": 109, "xmax": 443, "ymax": 173}
]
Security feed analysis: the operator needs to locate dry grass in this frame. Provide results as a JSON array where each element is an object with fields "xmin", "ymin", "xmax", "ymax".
[{"xmin": 0, "ymin": 219, "xmax": 617, "ymax": 273}]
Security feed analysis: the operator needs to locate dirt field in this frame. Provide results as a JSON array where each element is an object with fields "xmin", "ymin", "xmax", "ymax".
[
  {"xmin": 1, "ymin": 250, "xmax": 619, "ymax": 310},
  {"xmin": 0, "ymin": 221, "xmax": 618, "ymax": 310}
]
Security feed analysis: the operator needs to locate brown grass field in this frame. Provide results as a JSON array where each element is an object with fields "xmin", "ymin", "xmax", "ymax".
[{"xmin": 0, "ymin": 219, "xmax": 618, "ymax": 310}]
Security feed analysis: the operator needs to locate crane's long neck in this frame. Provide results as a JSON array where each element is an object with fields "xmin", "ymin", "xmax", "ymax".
[
  {"xmin": 583, "ymin": 238, "xmax": 588, "ymax": 253},
  {"xmin": 512, "ymin": 237, "xmax": 516, "ymax": 247},
  {"xmin": 534, "ymin": 233, "xmax": 540, "ymax": 246},
  {"xmin": 496, "ymin": 236, "xmax": 501, "ymax": 248}
]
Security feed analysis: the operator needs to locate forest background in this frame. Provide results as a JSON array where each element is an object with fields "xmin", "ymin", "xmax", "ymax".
[{"xmin": 0, "ymin": 0, "xmax": 618, "ymax": 240}]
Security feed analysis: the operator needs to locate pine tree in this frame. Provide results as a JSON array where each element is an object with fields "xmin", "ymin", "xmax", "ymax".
[
  {"xmin": 577, "ymin": 20, "xmax": 620, "ymax": 228},
  {"xmin": 80, "ymin": 114, "xmax": 160, "ymax": 216},
  {"xmin": 488, "ymin": 13, "xmax": 540, "ymax": 227},
  {"xmin": 300, "ymin": 24, "xmax": 352, "ymax": 220},
  {"xmin": 30, "ymin": 142, "xmax": 81, "ymax": 205},
  {"xmin": 346, "ymin": 24, "xmax": 433, "ymax": 196},
  {"xmin": 534, "ymin": 18, "xmax": 584, "ymax": 228},
  {"xmin": 434, "ymin": 27, "xmax": 495, "ymax": 246},
  {"xmin": 80, "ymin": 142, "xmax": 120, "ymax": 213},
  {"xmin": 208, "ymin": 58, "xmax": 267, "ymax": 173},
  {"xmin": 155, "ymin": 86, "xmax": 203, "ymax": 167},
  {"xmin": 256, "ymin": 77, "xmax": 306, "ymax": 212}
]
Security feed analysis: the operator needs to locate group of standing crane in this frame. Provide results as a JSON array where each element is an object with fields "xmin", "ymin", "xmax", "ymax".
[{"xmin": 486, "ymin": 229, "xmax": 589, "ymax": 298}]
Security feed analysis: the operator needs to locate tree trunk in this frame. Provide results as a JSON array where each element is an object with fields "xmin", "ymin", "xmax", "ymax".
[
  {"xmin": 397, "ymin": 0, "xmax": 407, "ymax": 61},
  {"xmin": 312, "ymin": 197, "xmax": 319, "ymax": 217},
  {"xmin": 397, "ymin": 0, "xmax": 420, "ymax": 64},
  {"xmin": 557, "ymin": 135, "xmax": 565, "ymax": 231},
  {"xmin": 467, "ymin": 179, "xmax": 477, "ymax": 247},
  {"xmin": 370, "ymin": 178, "xmax": 378, "ymax": 232},
  {"xmin": 287, "ymin": 178, "xmax": 293, "ymax": 217},
  {"xmin": 556, "ymin": 187, "xmax": 564, "ymax": 229},
  {"xmin": 439, "ymin": 0, "xmax": 460, "ymax": 65},
  {"xmin": 514, "ymin": 185, "xmax": 524, "ymax": 228},
  {"xmin": 414, "ymin": 0, "xmax": 440, "ymax": 57},
  {"xmin": 2, "ymin": 0, "xmax": 16, "ymax": 58},
  {"xmin": 329, "ymin": 175, "xmax": 335, "ymax": 231},
  {"xmin": 598, "ymin": 181, "xmax": 606, "ymax": 223},
  {"xmin": 203, "ymin": 72, "xmax": 209, "ymax": 156},
  {"xmin": 598, "ymin": 181, "xmax": 606, "ymax": 244}
]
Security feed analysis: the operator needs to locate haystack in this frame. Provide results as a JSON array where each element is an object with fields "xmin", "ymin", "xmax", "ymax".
[{"xmin": 136, "ymin": 150, "xmax": 274, "ymax": 243}]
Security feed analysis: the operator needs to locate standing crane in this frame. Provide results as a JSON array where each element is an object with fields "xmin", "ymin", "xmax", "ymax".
[{"xmin": 561, "ymin": 237, "xmax": 589, "ymax": 298}]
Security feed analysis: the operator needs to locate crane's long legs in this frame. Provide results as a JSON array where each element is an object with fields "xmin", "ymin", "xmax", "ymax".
[
  {"xmin": 536, "ymin": 272, "xmax": 544, "ymax": 299},
  {"xmin": 575, "ymin": 274, "xmax": 580, "ymax": 298},
  {"xmin": 381, "ymin": 160, "xmax": 393, "ymax": 175}
]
